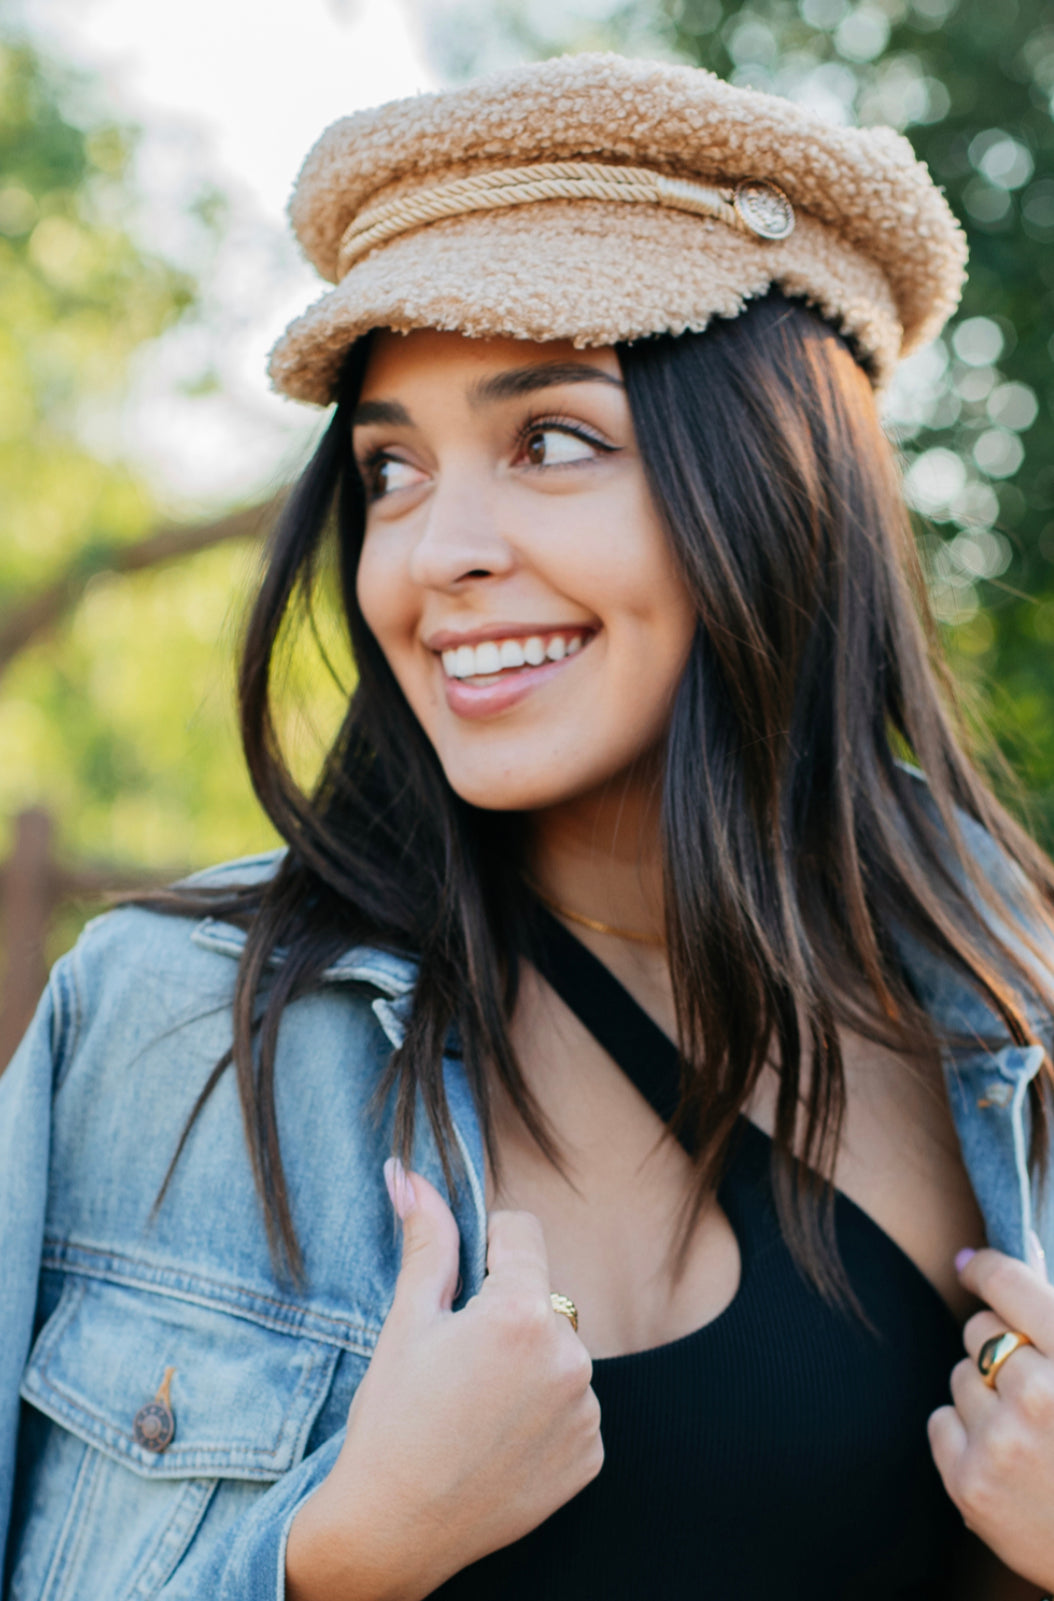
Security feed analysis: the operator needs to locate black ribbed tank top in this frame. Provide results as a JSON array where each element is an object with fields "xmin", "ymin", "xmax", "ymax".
[{"xmin": 431, "ymin": 910, "xmax": 964, "ymax": 1600}]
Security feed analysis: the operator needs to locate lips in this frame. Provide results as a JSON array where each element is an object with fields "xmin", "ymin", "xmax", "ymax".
[{"xmin": 427, "ymin": 624, "xmax": 596, "ymax": 721}]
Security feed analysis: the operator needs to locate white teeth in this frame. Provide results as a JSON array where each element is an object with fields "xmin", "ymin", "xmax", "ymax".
[
  {"xmin": 474, "ymin": 641, "xmax": 501, "ymax": 675},
  {"xmin": 440, "ymin": 632, "xmax": 588, "ymax": 678}
]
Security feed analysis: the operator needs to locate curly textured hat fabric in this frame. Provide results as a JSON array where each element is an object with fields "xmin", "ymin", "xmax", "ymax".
[{"xmin": 268, "ymin": 51, "xmax": 968, "ymax": 406}]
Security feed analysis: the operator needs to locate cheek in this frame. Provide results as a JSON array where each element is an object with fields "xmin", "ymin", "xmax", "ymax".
[
  {"xmin": 586, "ymin": 501, "xmax": 696, "ymax": 684},
  {"xmin": 355, "ymin": 536, "xmax": 443, "ymax": 737},
  {"xmin": 564, "ymin": 521, "xmax": 696, "ymax": 764},
  {"xmin": 355, "ymin": 535, "xmax": 414, "ymax": 656}
]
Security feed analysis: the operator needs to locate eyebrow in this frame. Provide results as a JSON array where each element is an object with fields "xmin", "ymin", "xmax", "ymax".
[
  {"xmin": 468, "ymin": 362, "xmax": 624, "ymax": 407},
  {"xmin": 351, "ymin": 362, "xmax": 624, "ymax": 430},
  {"xmin": 352, "ymin": 398, "xmax": 412, "ymax": 428}
]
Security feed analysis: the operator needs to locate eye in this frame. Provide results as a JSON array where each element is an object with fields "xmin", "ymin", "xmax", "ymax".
[
  {"xmin": 358, "ymin": 451, "xmax": 427, "ymax": 501},
  {"xmin": 519, "ymin": 422, "xmax": 609, "ymax": 469}
]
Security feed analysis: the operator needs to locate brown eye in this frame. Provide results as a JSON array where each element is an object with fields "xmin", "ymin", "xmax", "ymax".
[
  {"xmin": 522, "ymin": 427, "xmax": 600, "ymax": 468},
  {"xmin": 361, "ymin": 454, "xmax": 427, "ymax": 500}
]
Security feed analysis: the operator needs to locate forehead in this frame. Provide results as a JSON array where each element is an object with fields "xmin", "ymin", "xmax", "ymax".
[{"xmin": 357, "ymin": 327, "xmax": 623, "ymax": 399}]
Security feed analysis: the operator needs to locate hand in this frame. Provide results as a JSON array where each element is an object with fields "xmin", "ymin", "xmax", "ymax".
[
  {"xmin": 286, "ymin": 1160, "xmax": 603, "ymax": 1601},
  {"xmin": 928, "ymin": 1244, "xmax": 1054, "ymax": 1592}
]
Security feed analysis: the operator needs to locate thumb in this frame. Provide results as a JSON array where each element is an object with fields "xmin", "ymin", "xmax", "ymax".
[{"xmin": 386, "ymin": 1158, "xmax": 462, "ymax": 1320}]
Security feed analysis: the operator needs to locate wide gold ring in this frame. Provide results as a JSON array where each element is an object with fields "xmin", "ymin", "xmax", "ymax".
[
  {"xmin": 977, "ymin": 1329, "xmax": 1033, "ymax": 1389},
  {"xmin": 550, "ymin": 1292, "xmax": 578, "ymax": 1333}
]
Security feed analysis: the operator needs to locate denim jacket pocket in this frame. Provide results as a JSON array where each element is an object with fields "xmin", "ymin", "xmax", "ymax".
[{"xmin": 10, "ymin": 1274, "xmax": 340, "ymax": 1601}]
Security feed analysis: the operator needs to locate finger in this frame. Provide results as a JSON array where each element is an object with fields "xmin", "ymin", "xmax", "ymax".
[
  {"xmin": 950, "ymin": 1355, "xmax": 999, "ymax": 1430},
  {"xmin": 549, "ymin": 1297, "xmax": 581, "ymax": 1341},
  {"xmin": 963, "ymin": 1308, "xmax": 1009, "ymax": 1362},
  {"xmin": 957, "ymin": 1249, "xmax": 1054, "ymax": 1355},
  {"xmin": 388, "ymin": 1165, "xmax": 462, "ymax": 1321},
  {"xmin": 482, "ymin": 1209, "xmax": 552, "ymax": 1299},
  {"xmin": 978, "ymin": 1341, "xmax": 1049, "ymax": 1405},
  {"xmin": 961, "ymin": 1312, "xmax": 1045, "ymax": 1401},
  {"xmin": 927, "ymin": 1403, "xmax": 968, "ymax": 1495}
]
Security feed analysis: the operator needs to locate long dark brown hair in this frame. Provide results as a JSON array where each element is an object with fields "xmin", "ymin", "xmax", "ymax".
[{"xmin": 155, "ymin": 291, "xmax": 1054, "ymax": 1295}]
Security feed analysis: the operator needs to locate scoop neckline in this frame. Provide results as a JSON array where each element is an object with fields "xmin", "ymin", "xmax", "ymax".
[{"xmin": 589, "ymin": 1114, "xmax": 958, "ymax": 1367}]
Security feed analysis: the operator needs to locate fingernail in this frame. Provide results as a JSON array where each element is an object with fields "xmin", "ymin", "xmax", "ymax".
[
  {"xmin": 1028, "ymin": 1228, "xmax": 1048, "ymax": 1280},
  {"xmin": 383, "ymin": 1157, "xmax": 415, "ymax": 1220},
  {"xmin": 954, "ymin": 1248, "xmax": 976, "ymax": 1274}
]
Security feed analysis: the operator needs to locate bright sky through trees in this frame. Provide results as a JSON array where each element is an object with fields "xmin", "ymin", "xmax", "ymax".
[{"xmin": 12, "ymin": 0, "xmax": 436, "ymax": 508}]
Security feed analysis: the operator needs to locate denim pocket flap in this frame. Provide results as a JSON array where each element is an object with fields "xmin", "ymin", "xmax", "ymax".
[{"xmin": 20, "ymin": 1275, "xmax": 339, "ymax": 1482}]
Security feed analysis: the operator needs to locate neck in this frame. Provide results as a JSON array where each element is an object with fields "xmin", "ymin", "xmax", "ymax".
[{"xmin": 525, "ymin": 771, "xmax": 666, "ymax": 947}]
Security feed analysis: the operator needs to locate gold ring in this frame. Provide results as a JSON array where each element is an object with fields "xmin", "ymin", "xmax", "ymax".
[
  {"xmin": 978, "ymin": 1329, "xmax": 1033, "ymax": 1388},
  {"xmin": 550, "ymin": 1292, "xmax": 578, "ymax": 1333}
]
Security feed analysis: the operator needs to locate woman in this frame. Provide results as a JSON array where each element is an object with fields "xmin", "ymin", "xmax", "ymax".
[{"xmin": 2, "ymin": 50, "xmax": 1054, "ymax": 1601}]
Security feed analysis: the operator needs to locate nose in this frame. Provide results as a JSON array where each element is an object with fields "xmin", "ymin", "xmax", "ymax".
[{"xmin": 407, "ymin": 480, "xmax": 516, "ymax": 592}]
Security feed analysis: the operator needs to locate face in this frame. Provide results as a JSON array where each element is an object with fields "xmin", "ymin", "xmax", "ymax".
[{"xmin": 353, "ymin": 328, "xmax": 697, "ymax": 814}]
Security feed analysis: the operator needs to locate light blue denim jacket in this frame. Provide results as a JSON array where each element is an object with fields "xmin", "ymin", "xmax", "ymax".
[{"xmin": 1, "ymin": 817, "xmax": 1053, "ymax": 1601}]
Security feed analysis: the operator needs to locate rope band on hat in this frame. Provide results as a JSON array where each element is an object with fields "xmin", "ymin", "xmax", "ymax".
[{"xmin": 336, "ymin": 160, "xmax": 795, "ymax": 278}]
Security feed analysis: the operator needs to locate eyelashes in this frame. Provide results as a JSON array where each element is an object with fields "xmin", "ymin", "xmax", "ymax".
[
  {"xmin": 356, "ymin": 412, "xmax": 616, "ymax": 502},
  {"xmin": 513, "ymin": 413, "xmax": 615, "ymax": 462}
]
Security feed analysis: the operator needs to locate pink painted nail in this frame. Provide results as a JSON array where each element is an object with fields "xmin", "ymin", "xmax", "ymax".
[
  {"xmin": 954, "ymin": 1247, "xmax": 977, "ymax": 1274},
  {"xmin": 383, "ymin": 1157, "xmax": 416, "ymax": 1220}
]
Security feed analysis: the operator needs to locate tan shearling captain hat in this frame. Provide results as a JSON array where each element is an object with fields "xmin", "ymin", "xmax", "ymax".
[{"xmin": 268, "ymin": 51, "xmax": 968, "ymax": 406}]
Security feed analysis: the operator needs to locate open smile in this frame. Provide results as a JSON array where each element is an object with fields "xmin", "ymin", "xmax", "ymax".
[
  {"xmin": 439, "ymin": 628, "xmax": 593, "ymax": 685},
  {"xmin": 427, "ymin": 626, "xmax": 597, "ymax": 719}
]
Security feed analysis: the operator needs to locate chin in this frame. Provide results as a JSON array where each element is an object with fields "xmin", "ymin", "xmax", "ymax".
[
  {"xmin": 438, "ymin": 747, "xmax": 637, "ymax": 815},
  {"xmin": 444, "ymin": 770, "xmax": 579, "ymax": 813}
]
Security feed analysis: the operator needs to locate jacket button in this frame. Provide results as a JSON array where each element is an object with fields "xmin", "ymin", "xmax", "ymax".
[{"xmin": 133, "ymin": 1365, "xmax": 176, "ymax": 1453}]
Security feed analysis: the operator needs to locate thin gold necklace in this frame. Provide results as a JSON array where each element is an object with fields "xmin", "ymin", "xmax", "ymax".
[{"xmin": 524, "ymin": 876, "xmax": 666, "ymax": 948}]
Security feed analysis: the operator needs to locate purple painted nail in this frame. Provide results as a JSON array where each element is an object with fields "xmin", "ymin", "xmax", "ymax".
[
  {"xmin": 954, "ymin": 1247, "xmax": 977, "ymax": 1274},
  {"xmin": 1028, "ymin": 1229, "xmax": 1048, "ymax": 1280}
]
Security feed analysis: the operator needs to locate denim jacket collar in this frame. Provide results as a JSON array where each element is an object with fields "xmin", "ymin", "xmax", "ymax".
[
  {"xmin": 190, "ymin": 893, "xmax": 1053, "ymax": 1266},
  {"xmin": 191, "ymin": 916, "xmax": 420, "ymax": 997}
]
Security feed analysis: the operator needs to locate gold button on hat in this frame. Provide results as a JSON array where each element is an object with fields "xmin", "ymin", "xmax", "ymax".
[{"xmin": 268, "ymin": 51, "xmax": 967, "ymax": 406}]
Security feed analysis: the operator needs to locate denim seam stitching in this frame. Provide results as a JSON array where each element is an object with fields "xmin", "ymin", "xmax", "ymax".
[
  {"xmin": 37, "ymin": 1432, "xmax": 105, "ymax": 1601},
  {"xmin": 32, "ymin": 1357, "xmax": 314, "ymax": 1472},
  {"xmin": 126, "ymin": 1479, "xmax": 218, "ymax": 1601},
  {"xmin": 39, "ymin": 1241, "xmax": 382, "ymax": 1347},
  {"xmin": 26, "ymin": 1314, "xmax": 338, "ymax": 1475}
]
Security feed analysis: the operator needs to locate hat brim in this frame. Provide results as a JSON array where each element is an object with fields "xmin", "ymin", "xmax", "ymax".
[{"xmin": 268, "ymin": 198, "xmax": 903, "ymax": 407}]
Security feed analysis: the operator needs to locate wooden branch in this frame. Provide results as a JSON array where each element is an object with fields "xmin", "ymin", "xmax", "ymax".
[
  {"xmin": 0, "ymin": 809, "xmax": 54, "ymax": 1069},
  {"xmin": 49, "ymin": 863, "xmax": 187, "ymax": 898},
  {"xmin": 0, "ymin": 805, "xmax": 190, "ymax": 1072},
  {"xmin": 0, "ymin": 493, "xmax": 284, "ymax": 679}
]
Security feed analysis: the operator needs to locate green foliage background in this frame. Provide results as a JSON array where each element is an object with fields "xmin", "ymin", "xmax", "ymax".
[
  {"xmin": 2, "ymin": 0, "xmax": 1053, "ymax": 943},
  {"xmin": 0, "ymin": 37, "xmax": 279, "ymax": 890}
]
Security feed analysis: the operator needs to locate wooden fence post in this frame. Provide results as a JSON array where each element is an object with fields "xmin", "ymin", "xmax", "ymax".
[{"xmin": 0, "ymin": 808, "xmax": 55, "ymax": 1071}]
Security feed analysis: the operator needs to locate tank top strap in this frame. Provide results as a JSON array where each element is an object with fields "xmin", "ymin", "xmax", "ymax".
[{"xmin": 523, "ymin": 901, "xmax": 687, "ymax": 1138}]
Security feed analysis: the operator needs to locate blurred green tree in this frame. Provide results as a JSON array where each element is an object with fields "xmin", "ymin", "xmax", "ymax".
[
  {"xmin": 0, "ymin": 33, "xmax": 282, "ymax": 894},
  {"xmin": 414, "ymin": 0, "xmax": 1054, "ymax": 839},
  {"xmin": 5, "ymin": 1, "xmax": 1053, "ymax": 894}
]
